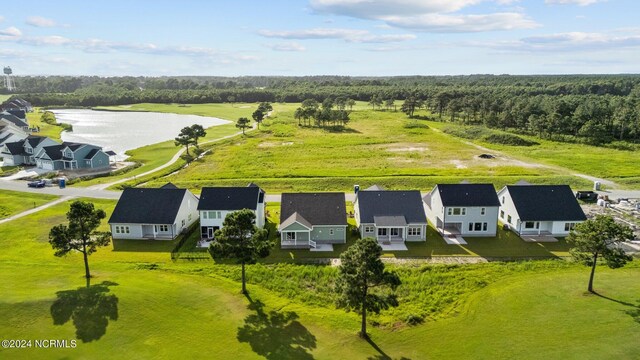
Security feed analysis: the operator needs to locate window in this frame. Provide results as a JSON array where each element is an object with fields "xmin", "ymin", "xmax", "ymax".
[
  {"xmin": 502, "ymin": 196, "xmax": 505, "ymax": 204},
  {"xmin": 481, "ymin": 207, "xmax": 486, "ymax": 215},
  {"xmin": 203, "ymin": 211, "xmax": 222, "ymax": 219},
  {"xmin": 364, "ymin": 226, "xmax": 374, "ymax": 233},
  {"xmin": 408, "ymin": 227, "xmax": 421, "ymax": 236},
  {"xmin": 378, "ymin": 228, "xmax": 387, "ymax": 236},
  {"xmin": 449, "ymin": 207, "xmax": 466, "ymax": 216},
  {"xmin": 468, "ymin": 223, "xmax": 488, "ymax": 232},
  {"xmin": 181, "ymin": 219, "xmax": 186, "ymax": 227},
  {"xmin": 390, "ymin": 228, "xmax": 399, "ymax": 236},
  {"xmin": 26, "ymin": 147, "xmax": 32, "ymax": 154},
  {"xmin": 500, "ymin": 210, "xmax": 505, "ymax": 219},
  {"xmin": 564, "ymin": 223, "xmax": 577, "ymax": 231},
  {"xmin": 115, "ymin": 226, "xmax": 130, "ymax": 234},
  {"xmin": 329, "ymin": 229, "xmax": 334, "ymax": 235},
  {"xmin": 524, "ymin": 221, "xmax": 539, "ymax": 229},
  {"xmin": 285, "ymin": 232, "xmax": 296, "ymax": 241},
  {"xmin": 202, "ymin": 212, "xmax": 207, "ymax": 219},
  {"xmin": 156, "ymin": 225, "xmax": 169, "ymax": 232},
  {"xmin": 188, "ymin": 214, "xmax": 192, "ymax": 221},
  {"xmin": 507, "ymin": 215, "xmax": 512, "ymax": 224}
]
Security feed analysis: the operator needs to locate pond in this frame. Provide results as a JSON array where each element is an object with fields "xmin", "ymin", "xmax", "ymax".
[{"xmin": 51, "ymin": 109, "xmax": 231, "ymax": 160}]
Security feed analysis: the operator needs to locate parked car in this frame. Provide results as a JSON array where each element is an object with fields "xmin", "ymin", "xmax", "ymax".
[
  {"xmin": 27, "ymin": 180, "xmax": 46, "ymax": 188},
  {"xmin": 576, "ymin": 191, "xmax": 598, "ymax": 201}
]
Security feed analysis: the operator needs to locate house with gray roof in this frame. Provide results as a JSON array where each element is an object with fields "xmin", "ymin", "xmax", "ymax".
[
  {"xmin": 0, "ymin": 135, "xmax": 57, "ymax": 166},
  {"xmin": 424, "ymin": 183, "xmax": 501, "ymax": 237},
  {"xmin": 198, "ymin": 184, "xmax": 266, "ymax": 240},
  {"xmin": 33, "ymin": 141, "xmax": 110, "ymax": 170},
  {"xmin": 497, "ymin": 184, "xmax": 586, "ymax": 237},
  {"xmin": 354, "ymin": 187, "xmax": 428, "ymax": 246},
  {"xmin": 108, "ymin": 185, "xmax": 199, "ymax": 240},
  {"xmin": 279, "ymin": 192, "xmax": 348, "ymax": 250},
  {"xmin": 2, "ymin": 98, "xmax": 33, "ymax": 113}
]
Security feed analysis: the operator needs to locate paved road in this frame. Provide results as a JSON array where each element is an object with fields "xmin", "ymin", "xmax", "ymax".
[{"xmin": 0, "ymin": 180, "xmax": 121, "ymax": 199}]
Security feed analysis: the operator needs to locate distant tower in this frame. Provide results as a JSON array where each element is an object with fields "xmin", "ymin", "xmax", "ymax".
[{"xmin": 3, "ymin": 66, "xmax": 15, "ymax": 92}]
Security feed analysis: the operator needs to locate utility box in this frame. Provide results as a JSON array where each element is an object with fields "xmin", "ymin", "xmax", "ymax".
[
  {"xmin": 59, "ymin": 179, "xmax": 66, "ymax": 189},
  {"xmin": 594, "ymin": 181, "xmax": 601, "ymax": 191}
]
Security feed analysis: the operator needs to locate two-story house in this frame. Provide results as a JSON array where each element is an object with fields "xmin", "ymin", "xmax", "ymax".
[
  {"xmin": 33, "ymin": 142, "xmax": 110, "ymax": 170},
  {"xmin": 424, "ymin": 183, "xmax": 501, "ymax": 237},
  {"xmin": 198, "ymin": 184, "xmax": 266, "ymax": 240},
  {"xmin": 0, "ymin": 135, "xmax": 57, "ymax": 166}
]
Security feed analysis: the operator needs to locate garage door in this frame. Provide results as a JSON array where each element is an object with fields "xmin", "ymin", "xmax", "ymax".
[{"xmin": 38, "ymin": 160, "xmax": 54, "ymax": 170}]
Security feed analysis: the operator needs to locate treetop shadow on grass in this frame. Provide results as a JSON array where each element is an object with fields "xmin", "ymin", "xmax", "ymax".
[
  {"xmin": 366, "ymin": 336, "xmax": 411, "ymax": 360},
  {"xmin": 50, "ymin": 280, "xmax": 119, "ymax": 343},
  {"xmin": 237, "ymin": 294, "xmax": 317, "ymax": 360},
  {"xmin": 591, "ymin": 292, "xmax": 640, "ymax": 324}
]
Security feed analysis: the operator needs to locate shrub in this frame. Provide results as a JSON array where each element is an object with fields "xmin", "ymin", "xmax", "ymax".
[
  {"xmin": 405, "ymin": 314, "xmax": 425, "ymax": 325},
  {"xmin": 482, "ymin": 133, "xmax": 538, "ymax": 146}
]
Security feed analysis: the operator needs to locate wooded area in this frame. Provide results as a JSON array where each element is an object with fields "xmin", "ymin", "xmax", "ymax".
[{"xmin": 9, "ymin": 74, "xmax": 640, "ymax": 144}]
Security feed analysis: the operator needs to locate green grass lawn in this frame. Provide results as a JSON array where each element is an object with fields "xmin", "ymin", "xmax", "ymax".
[
  {"xmin": 27, "ymin": 109, "xmax": 66, "ymax": 141},
  {"xmin": 0, "ymin": 190, "xmax": 59, "ymax": 219},
  {"xmin": 137, "ymin": 104, "xmax": 597, "ymax": 192},
  {"xmin": 0, "ymin": 198, "xmax": 638, "ymax": 359}
]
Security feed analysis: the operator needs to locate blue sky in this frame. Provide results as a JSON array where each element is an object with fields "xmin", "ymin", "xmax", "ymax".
[{"xmin": 0, "ymin": 0, "xmax": 637, "ymax": 76}]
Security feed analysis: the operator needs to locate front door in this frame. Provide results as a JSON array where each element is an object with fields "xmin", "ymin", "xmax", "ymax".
[{"xmin": 207, "ymin": 227, "xmax": 214, "ymax": 239}]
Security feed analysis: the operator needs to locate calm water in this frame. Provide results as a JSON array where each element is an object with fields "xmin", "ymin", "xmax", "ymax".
[{"xmin": 52, "ymin": 109, "xmax": 230, "ymax": 160}]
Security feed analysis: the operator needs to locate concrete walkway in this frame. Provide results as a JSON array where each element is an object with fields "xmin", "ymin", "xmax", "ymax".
[{"xmin": 0, "ymin": 196, "xmax": 74, "ymax": 225}]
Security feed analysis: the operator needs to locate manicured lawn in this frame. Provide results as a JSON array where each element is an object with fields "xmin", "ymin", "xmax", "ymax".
[
  {"xmin": 0, "ymin": 197, "xmax": 638, "ymax": 359},
  {"xmin": 0, "ymin": 190, "xmax": 59, "ymax": 219}
]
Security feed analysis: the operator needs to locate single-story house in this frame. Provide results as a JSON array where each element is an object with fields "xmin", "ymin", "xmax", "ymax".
[
  {"xmin": 497, "ymin": 184, "xmax": 587, "ymax": 237},
  {"xmin": 197, "ymin": 184, "xmax": 266, "ymax": 240},
  {"xmin": 424, "ymin": 183, "xmax": 500, "ymax": 237},
  {"xmin": 354, "ymin": 187, "xmax": 428, "ymax": 244},
  {"xmin": 109, "ymin": 185, "xmax": 199, "ymax": 240},
  {"xmin": 279, "ymin": 192, "xmax": 348, "ymax": 249},
  {"xmin": 0, "ymin": 135, "xmax": 57, "ymax": 166},
  {"xmin": 33, "ymin": 142, "xmax": 110, "ymax": 170}
]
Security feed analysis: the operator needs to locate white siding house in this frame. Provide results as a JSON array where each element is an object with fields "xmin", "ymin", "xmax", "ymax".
[
  {"xmin": 497, "ymin": 185, "xmax": 587, "ymax": 237},
  {"xmin": 109, "ymin": 185, "xmax": 199, "ymax": 240},
  {"xmin": 424, "ymin": 184, "xmax": 500, "ymax": 237},
  {"xmin": 198, "ymin": 185, "xmax": 266, "ymax": 240}
]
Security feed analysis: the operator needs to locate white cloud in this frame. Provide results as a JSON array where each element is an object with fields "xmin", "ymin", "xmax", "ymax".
[
  {"xmin": 480, "ymin": 30, "xmax": 640, "ymax": 52},
  {"xmin": 0, "ymin": 26, "xmax": 22, "ymax": 37},
  {"xmin": 258, "ymin": 28, "xmax": 416, "ymax": 43},
  {"xmin": 545, "ymin": 0, "xmax": 605, "ymax": 5},
  {"xmin": 309, "ymin": 0, "xmax": 537, "ymax": 32},
  {"xmin": 0, "ymin": 30, "xmax": 256, "ymax": 64},
  {"xmin": 382, "ymin": 12, "xmax": 538, "ymax": 32},
  {"xmin": 310, "ymin": 0, "xmax": 484, "ymax": 16},
  {"xmin": 266, "ymin": 42, "xmax": 307, "ymax": 52},
  {"xmin": 26, "ymin": 16, "xmax": 57, "ymax": 27}
]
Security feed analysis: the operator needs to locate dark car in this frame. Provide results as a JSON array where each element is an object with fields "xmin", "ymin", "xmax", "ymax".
[
  {"xmin": 27, "ymin": 180, "xmax": 46, "ymax": 188},
  {"xmin": 575, "ymin": 191, "xmax": 598, "ymax": 201}
]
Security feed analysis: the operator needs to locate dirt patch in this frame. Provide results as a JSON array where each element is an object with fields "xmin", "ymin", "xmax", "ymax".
[
  {"xmin": 450, "ymin": 160, "xmax": 468, "ymax": 169},
  {"xmin": 258, "ymin": 141, "xmax": 294, "ymax": 148},
  {"xmin": 386, "ymin": 144, "xmax": 429, "ymax": 152}
]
